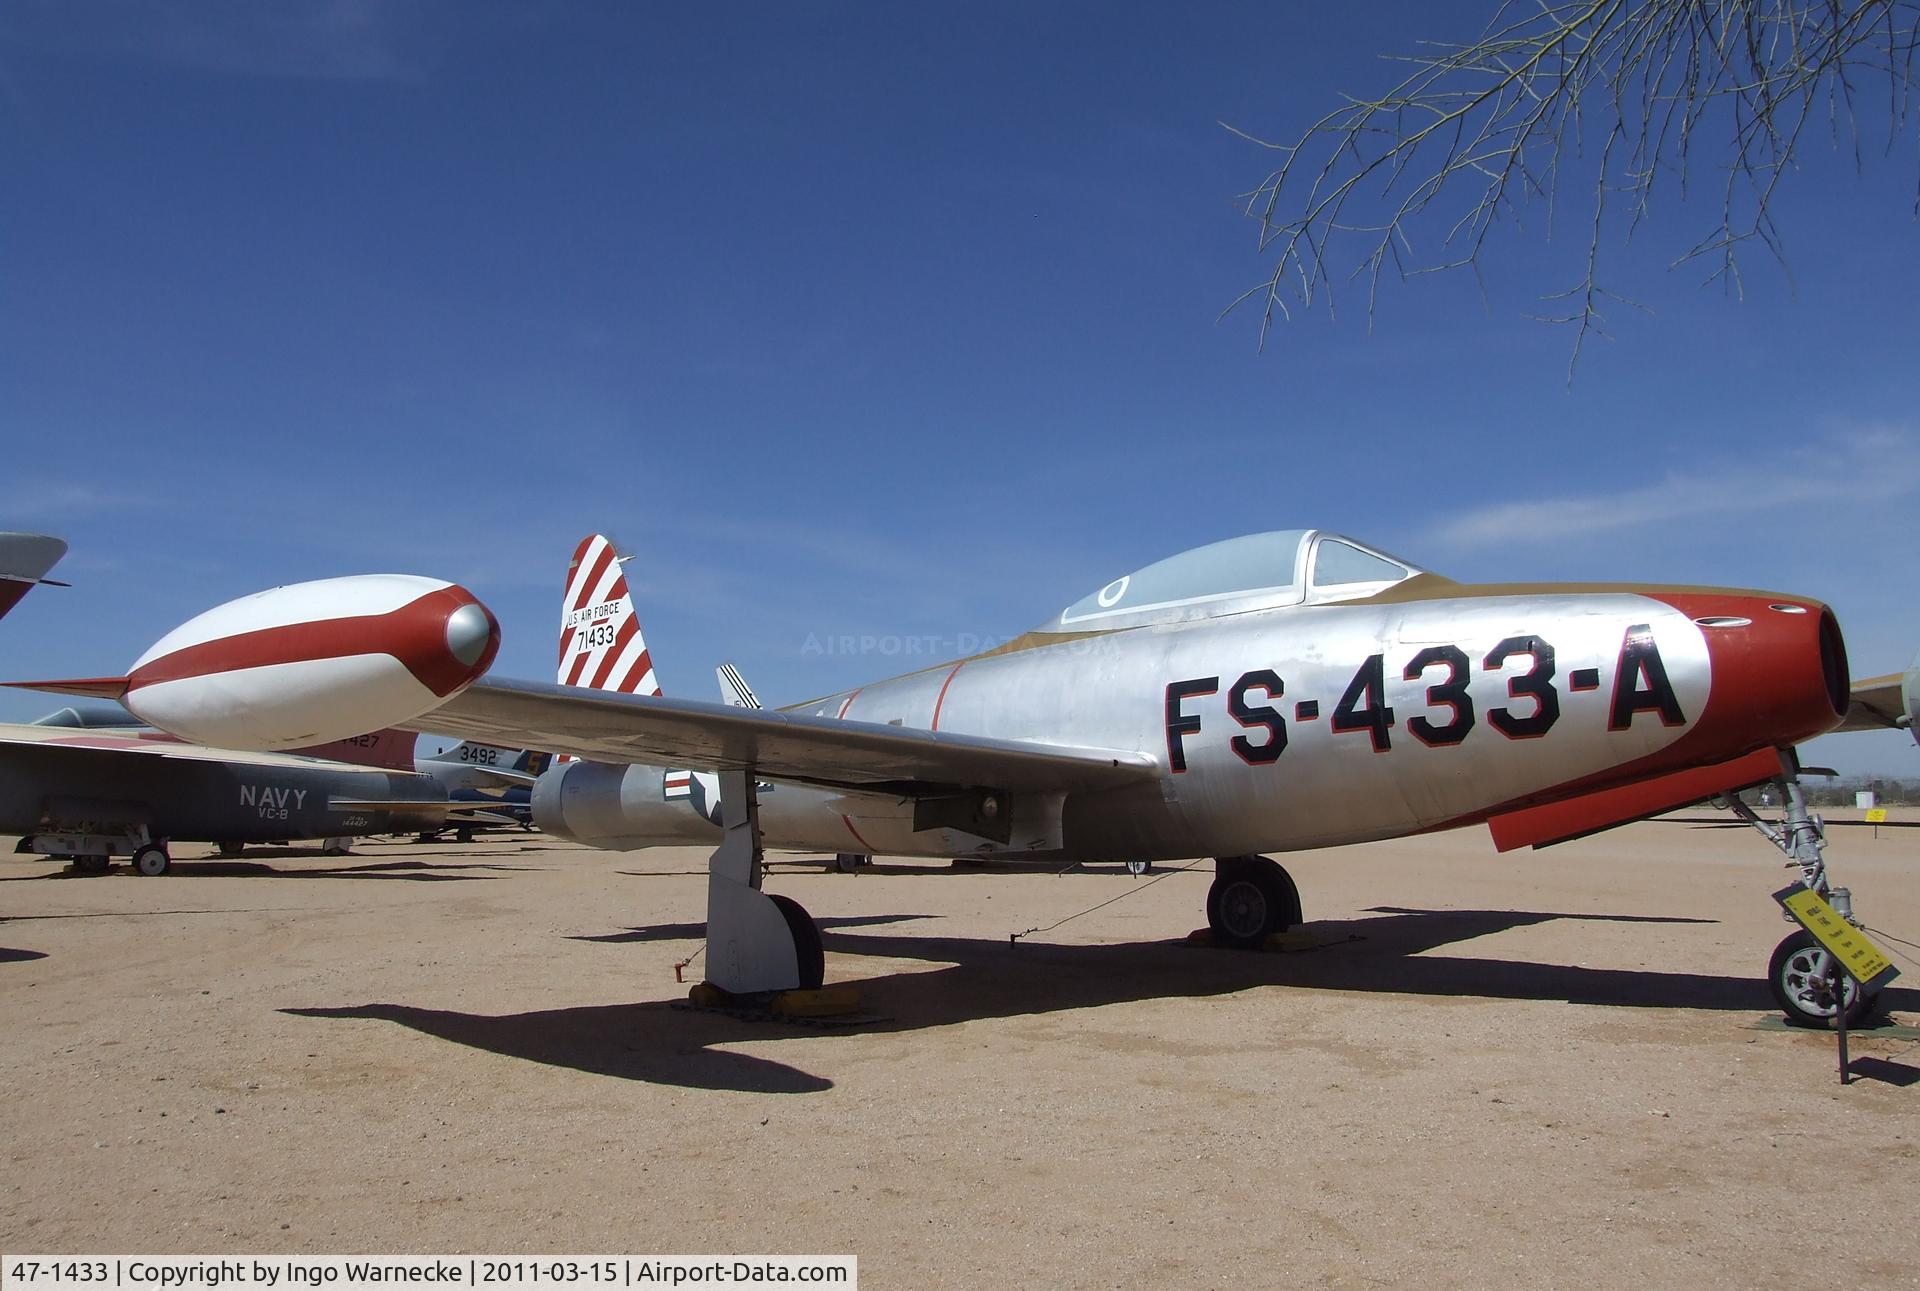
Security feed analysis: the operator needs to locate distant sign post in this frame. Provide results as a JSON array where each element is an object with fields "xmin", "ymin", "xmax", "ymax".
[
  {"xmin": 1773, "ymin": 884, "xmax": 1901, "ymax": 1085},
  {"xmin": 1865, "ymin": 806, "xmax": 1888, "ymax": 839}
]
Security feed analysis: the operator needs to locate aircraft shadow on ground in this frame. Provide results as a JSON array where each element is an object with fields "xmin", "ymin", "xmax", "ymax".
[
  {"xmin": 281, "ymin": 905, "xmax": 1918, "ymax": 1094},
  {"xmin": 0, "ymin": 946, "xmax": 48, "ymax": 963},
  {"xmin": 169, "ymin": 859, "xmax": 532, "ymax": 881},
  {"xmin": 570, "ymin": 914, "xmax": 936, "ymax": 944},
  {"xmin": 614, "ymin": 860, "xmax": 1123, "ymax": 880},
  {"xmin": 1, "ymin": 860, "xmax": 528, "ymax": 883}
]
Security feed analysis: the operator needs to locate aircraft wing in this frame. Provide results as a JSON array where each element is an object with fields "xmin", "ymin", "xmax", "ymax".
[
  {"xmin": 0, "ymin": 532, "xmax": 69, "ymax": 621},
  {"xmin": 405, "ymin": 677, "xmax": 1159, "ymax": 795},
  {"xmin": 1839, "ymin": 673, "xmax": 1908, "ymax": 733}
]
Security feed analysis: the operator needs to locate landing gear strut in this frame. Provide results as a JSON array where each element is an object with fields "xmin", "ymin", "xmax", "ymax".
[
  {"xmin": 1725, "ymin": 765, "xmax": 1878, "ymax": 1028},
  {"xmin": 703, "ymin": 765, "xmax": 823, "ymax": 994},
  {"xmin": 1206, "ymin": 855, "xmax": 1302, "ymax": 949}
]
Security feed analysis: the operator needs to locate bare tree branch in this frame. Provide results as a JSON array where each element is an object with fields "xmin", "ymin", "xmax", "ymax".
[{"xmin": 1225, "ymin": 0, "xmax": 1920, "ymax": 376}]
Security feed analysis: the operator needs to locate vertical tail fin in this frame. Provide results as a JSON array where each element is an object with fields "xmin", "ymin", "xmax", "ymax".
[
  {"xmin": 716, "ymin": 662, "xmax": 762, "ymax": 709},
  {"xmin": 558, "ymin": 534, "xmax": 660, "ymax": 696}
]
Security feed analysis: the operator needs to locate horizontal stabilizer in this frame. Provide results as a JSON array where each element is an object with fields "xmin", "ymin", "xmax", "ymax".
[{"xmin": 1839, "ymin": 674, "xmax": 1908, "ymax": 731}]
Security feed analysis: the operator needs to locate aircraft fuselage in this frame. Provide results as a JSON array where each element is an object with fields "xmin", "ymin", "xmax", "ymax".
[{"xmin": 533, "ymin": 586, "xmax": 1847, "ymax": 862}]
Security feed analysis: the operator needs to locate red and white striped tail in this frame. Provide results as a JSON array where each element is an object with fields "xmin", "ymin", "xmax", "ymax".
[{"xmin": 557, "ymin": 534, "xmax": 659, "ymax": 696}]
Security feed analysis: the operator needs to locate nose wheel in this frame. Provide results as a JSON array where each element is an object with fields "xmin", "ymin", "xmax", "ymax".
[
  {"xmin": 1725, "ymin": 758, "xmax": 1887, "ymax": 1027},
  {"xmin": 1769, "ymin": 930, "xmax": 1874, "ymax": 1028},
  {"xmin": 1206, "ymin": 855, "xmax": 1302, "ymax": 949}
]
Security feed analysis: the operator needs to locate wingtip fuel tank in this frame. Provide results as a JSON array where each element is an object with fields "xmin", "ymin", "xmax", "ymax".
[{"xmin": 110, "ymin": 574, "xmax": 500, "ymax": 750}]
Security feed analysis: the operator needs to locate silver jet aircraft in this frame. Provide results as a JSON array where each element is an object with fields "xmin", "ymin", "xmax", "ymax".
[{"xmin": 16, "ymin": 528, "xmax": 1908, "ymax": 1023}]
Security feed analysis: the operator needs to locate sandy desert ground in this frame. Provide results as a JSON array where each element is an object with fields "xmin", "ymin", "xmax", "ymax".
[{"xmin": 2, "ymin": 816, "xmax": 1917, "ymax": 1289}]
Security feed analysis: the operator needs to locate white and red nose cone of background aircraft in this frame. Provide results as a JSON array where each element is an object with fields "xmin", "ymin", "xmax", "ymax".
[{"xmin": 25, "ymin": 575, "xmax": 500, "ymax": 750}]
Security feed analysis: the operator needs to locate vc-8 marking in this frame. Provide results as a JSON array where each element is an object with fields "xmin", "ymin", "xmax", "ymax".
[{"xmin": 1165, "ymin": 624, "xmax": 1686, "ymax": 771}]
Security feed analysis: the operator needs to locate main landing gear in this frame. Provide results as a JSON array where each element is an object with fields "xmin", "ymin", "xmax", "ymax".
[
  {"xmin": 1724, "ymin": 766, "xmax": 1880, "ymax": 1028},
  {"xmin": 131, "ymin": 843, "xmax": 171, "ymax": 876},
  {"xmin": 702, "ymin": 766, "xmax": 824, "ymax": 994},
  {"xmin": 1206, "ymin": 855, "xmax": 1303, "ymax": 949}
]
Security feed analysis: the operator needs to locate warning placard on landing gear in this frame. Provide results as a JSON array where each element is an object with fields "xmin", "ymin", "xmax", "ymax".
[{"xmin": 1773, "ymin": 884, "xmax": 1901, "ymax": 992}]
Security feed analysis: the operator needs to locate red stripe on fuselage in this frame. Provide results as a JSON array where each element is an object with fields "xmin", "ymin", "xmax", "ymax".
[
  {"xmin": 841, "ymin": 814, "xmax": 877, "ymax": 854},
  {"xmin": 930, "ymin": 663, "xmax": 965, "ymax": 731}
]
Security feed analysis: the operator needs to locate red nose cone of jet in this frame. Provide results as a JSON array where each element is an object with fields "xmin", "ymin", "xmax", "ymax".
[{"xmin": 1656, "ymin": 593, "xmax": 1848, "ymax": 757}]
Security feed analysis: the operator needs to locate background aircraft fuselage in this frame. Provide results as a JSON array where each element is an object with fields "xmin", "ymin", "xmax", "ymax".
[{"xmin": 0, "ymin": 727, "xmax": 454, "ymax": 846}]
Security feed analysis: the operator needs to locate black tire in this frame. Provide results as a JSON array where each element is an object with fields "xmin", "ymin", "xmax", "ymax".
[
  {"xmin": 833, "ymin": 853, "xmax": 865, "ymax": 874},
  {"xmin": 1206, "ymin": 856, "xmax": 1302, "ymax": 949},
  {"xmin": 73, "ymin": 854, "xmax": 110, "ymax": 875},
  {"xmin": 1769, "ymin": 929, "xmax": 1877, "ymax": 1028},
  {"xmin": 767, "ymin": 893, "xmax": 825, "ymax": 991},
  {"xmin": 1125, "ymin": 858, "xmax": 1151, "ymax": 877},
  {"xmin": 217, "ymin": 841, "xmax": 245, "ymax": 858},
  {"xmin": 131, "ymin": 845, "xmax": 170, "ymax": 877},
  {"xmin": 455, "ymin": 827, "xmax": 474, "ymax": 844}
]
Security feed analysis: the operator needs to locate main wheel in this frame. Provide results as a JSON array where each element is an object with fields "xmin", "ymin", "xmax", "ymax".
[
  {"xmin": 1125, "ymin": 859, "xmax": 1151, "ymax": 877},
  {"xmin": 217, "ymin": 841, "xmax": 245, "ymax": 857},
  {"xmin": 73, "ymin": 854, "xmax": 111, "ymax": 875},
  {"xmin": 767, "ymin": 893, "xmax": 825, "ymax": 991},
  {"xmin": 1769, "ymin": 930, "xmax": 1876, "ymax": 1028},
  {"xmin": 833, "ymin": 852, "xmax": 865, "ymax": 874},
  {"xmin": 1206, "ymin": 856, "xmax": 1301, "ymax": 949},
  {"xmin": 131, "ymin": 844, "xmax": 171, "ymax": 877}
]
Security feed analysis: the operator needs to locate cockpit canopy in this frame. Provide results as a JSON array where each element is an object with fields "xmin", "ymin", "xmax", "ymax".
[{"xmin": 1036, "ymin": 530, "xmax": 1426, "ymax": 634}]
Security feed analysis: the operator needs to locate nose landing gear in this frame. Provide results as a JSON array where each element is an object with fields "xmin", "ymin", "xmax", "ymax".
[{"xmin": 1724, "ymin": 767, "xmax": 1882, "ymax": 1028}]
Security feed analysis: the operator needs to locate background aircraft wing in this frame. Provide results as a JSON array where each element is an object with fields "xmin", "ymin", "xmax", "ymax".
[
  {"xmin": 407, "ymin": 677, "xmax": 1159, "ymax": 795},
  {"xmin": 1839, "ymin": 673, "xmax": 1907, "ymax": 732},
  {"xmin": 0, "ymin": 532, "xmax": 68, "ymax": 621},
  {"xmin": 0, "ymin": 724, "xmax": 392, "ymax": 770},
  {"xmin": 328, "ymin": 798, "xmax": 516, "ymax": 815}
]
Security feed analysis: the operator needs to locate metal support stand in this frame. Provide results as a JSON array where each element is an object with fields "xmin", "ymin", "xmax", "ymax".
[
  {"xmin": 703, "ymin": 765, "xmax": 802, "ymax": 994},
  {"xmin": 1832, "ymin": 956, "xmax": 1852, "ymax": 1085}
]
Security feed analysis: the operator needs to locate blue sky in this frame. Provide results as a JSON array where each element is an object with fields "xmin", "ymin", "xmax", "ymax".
[{"xmin": 2, "ymin": 1, "xmax": 1917, "ymax": 774}]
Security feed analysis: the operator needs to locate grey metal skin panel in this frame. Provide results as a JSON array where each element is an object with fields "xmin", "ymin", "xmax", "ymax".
[
  {"xmin": 530, "ymin": 760, "xmax": 712, "ymax": 851},
  {"xmin": 527, "ymin": 590, "xmax": 1732, "ymax": 864},
  {"xmin": 0, "ymin": 742, "xmax": 451, "ymax": 843}
]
